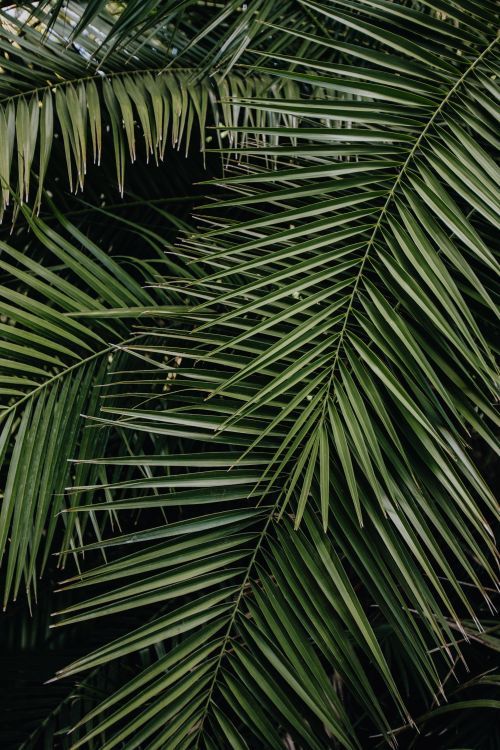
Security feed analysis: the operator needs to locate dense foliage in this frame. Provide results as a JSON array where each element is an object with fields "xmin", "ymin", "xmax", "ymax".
[{"xmin": 0, "ymin": 1, "xmax": 498, "ymax": 748}]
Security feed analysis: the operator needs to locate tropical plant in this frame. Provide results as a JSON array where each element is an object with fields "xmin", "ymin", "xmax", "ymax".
[{"xmin": 0, "ymin": 1, "xmax": 499, "ymax": 748}]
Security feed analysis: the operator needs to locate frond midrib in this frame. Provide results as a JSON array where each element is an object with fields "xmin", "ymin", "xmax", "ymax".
[
  {"xmin": 0, "ymin": 340, "xmax": 118, "ymax": 421},
  {"xmin": 0, "ymin": 63, "xmax": 253, "ymax": 106},
  {"xmin": 193, "ymin": 501, "xmax": 278, "ymax": 746}
]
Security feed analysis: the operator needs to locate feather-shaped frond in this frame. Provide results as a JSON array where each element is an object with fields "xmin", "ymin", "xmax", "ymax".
[{"xmin": 0, "ymin": 15, "xmax": 300, "ymax": 218}]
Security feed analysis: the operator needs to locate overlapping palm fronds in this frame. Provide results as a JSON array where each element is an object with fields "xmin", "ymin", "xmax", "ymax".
[{"xmin": 0, "ymin": 0, "xmax": 498, "ymax": 748}]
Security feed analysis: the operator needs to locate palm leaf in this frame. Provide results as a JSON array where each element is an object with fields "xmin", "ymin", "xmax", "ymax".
[
  {"xmin": 0, "ymin": 202, "xmax": 189, "ymax": 605},
  {"xmin": 0, "ymin": 13, "xmax": 301, "ymax": 218},
  {"xmin": 174, "ymin": 0, "xmax": 498, "ymax": 542}
]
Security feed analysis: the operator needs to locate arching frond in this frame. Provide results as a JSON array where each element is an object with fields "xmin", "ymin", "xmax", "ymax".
[
  {"xmin": 175, "ymin": 0, "xmax": 499, "ymax": 541},
  {"xmin": 0, "ymin": 14, "xmax": 301, "ymax": 218},
  {"xmin": 0, "ymin": 203, "xmax": 186, "ymax": 605}
]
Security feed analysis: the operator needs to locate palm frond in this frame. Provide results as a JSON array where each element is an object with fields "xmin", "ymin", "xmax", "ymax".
[
  {"xmin": 0, "ymin": 14, "xmax": 301, "ymax": 217},
  {"xmin": 174, "ymin": 0, "xmax": 499, "ymax": 542},
  {"xmin": 0, "ymin": 203, "xmax": 187, "ymax": 604}
]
